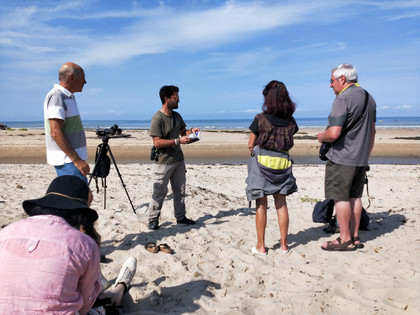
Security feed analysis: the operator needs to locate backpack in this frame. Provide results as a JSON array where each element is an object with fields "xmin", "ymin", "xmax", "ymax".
[
  {"xmin": 314, "ymin": 199, "xmax": 370, "ymax": 233},
  {"xmin": 312, "ymin": 199, "xmax": 335, "ymax": 223},
  {"xmin": 360, "ymin": 208, "xmax": 370, "ymax": 230},
  {"xmin": 316, "ymin": 169, "xmax": 371, "ymax": 232},
  {"xmin": 92, "ymin": 144, "xmax": 111, "ymax": 179}
]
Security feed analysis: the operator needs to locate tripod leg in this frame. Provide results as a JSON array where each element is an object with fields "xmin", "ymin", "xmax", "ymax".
[
  {"xmin": 106, "ymin": 145, "xmax": 136, "ymax": 214},
  {"xmin": 103, "ymin": 177, "xmax": 107, "ymax": 209}
]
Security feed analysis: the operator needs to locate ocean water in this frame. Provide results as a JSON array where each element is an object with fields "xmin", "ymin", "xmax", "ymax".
[
  {"xmin": 2, "ymin": 116, "xmax": 420, "ymax": 130},
  {"xmin": 1, "ymin": 117, "xmax": 419, "ymax": 164}
]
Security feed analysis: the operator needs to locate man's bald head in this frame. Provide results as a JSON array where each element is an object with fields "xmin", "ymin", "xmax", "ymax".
[{"xmin": 58, "ymin": 62, "xmax": 86, "ymax": 93}]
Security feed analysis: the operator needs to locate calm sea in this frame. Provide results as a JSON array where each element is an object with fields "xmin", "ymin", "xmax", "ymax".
[
  {"xmin": 2, "ymin": 116, "xmax": 420, "ymax": 129},
  {"xmin": 2, "ymin": 117, "xmax": 419, "ymax": 164}
]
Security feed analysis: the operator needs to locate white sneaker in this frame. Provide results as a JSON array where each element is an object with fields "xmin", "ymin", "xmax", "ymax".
[{"xmin": 113, "ymin": 257, "xmax": 137, "ymax": 289}]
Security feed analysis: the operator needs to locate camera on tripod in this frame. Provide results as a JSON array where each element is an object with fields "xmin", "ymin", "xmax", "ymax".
[
  {"xmin": 89, "ymin": 123, "xmax": 136, "ymax": 213},
  {"xmin": 96, "ymin": 124, "xmax": 122, "ymax": 137}
]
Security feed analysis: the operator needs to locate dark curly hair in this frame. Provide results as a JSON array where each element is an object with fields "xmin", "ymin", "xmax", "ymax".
[{"xmin": 159, "ymin": 85, "xmax": 179, "ymax": 104}]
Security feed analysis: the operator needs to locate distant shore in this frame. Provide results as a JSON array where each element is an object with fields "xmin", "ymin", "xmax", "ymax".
[
  {"xmin": 0, "ymin": 128, "xmax": 419, "ymax": 164},
  {"xmin": 1, "ymin": 116, "xmax": 419, "ymax": 130}
]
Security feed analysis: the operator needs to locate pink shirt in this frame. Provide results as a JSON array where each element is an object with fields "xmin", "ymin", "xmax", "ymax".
[{"xmin": 0, "ymin": 215, "xmax": 102, "ymax": 314}]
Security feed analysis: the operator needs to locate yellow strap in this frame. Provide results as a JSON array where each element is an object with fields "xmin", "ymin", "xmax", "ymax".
[
  {"xmin": 257, "ymin": 155, "xmax": 292, "ymax": 170},
  {"xmin": 339, "ymin": 83, "xmax": 360, "ymax": 95}
]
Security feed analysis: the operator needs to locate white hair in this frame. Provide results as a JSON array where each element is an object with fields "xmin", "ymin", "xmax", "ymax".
[{"xmin": 332, "ymin": 64, "xmax": 358, "ymax": 83}]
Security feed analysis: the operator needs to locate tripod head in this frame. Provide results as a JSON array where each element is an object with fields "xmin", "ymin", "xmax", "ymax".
[
  {"xmin": 98, "ymin": 135, "xmax": 111, "ymax": 144},
  {"xmin": 96, "ymin": 124, "xmax": 121, "ymax": 138}
]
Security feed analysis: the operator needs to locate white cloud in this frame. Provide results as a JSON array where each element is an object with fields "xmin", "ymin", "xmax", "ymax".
[
  {"xmin": 84, "ymin": 87, "xmax": 104, "ymax": 96},
  {"xmin": 1, "ymin": 1, "xmax": 352, "ymax": 68},
  {"xmin": 380, "ymin": 104, "xmax": 414, "ymax": 110},
  {"xmin": 363, "ymin": 0, "xmax": 420, "ymax": 9},
  {"xmin": 1, "ymin": 1, "xmax": 419, "ymax": 120},
  {"xmin": 387, "ymin": 12, "xmax": 420, "ymax": 21},
  {"xmin": 2, "ymin": 0, "xmax": 419, "ymax": 71},
  {"xmin": 397, "ymin": 104, "xmax": 412, "ymax": 109},
  {"xmin": 106, "ymin": 109, "xmax": 125, "ymax": 116},
  {"xmin": 360, "ymin": 0, "xmax": 420, "ymax": 21},
  {"xmin": 79, "ymin": 1, "xmax": 352, "ymax": 65},
  {"xmin": 0, "ymin": 5, "xmax": 37, "ymax": 28}
]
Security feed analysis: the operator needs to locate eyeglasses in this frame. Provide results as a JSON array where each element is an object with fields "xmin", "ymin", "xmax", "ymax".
[{"xmin": 330, "ymin": 75, "xmax": 344, "ymax": 84}]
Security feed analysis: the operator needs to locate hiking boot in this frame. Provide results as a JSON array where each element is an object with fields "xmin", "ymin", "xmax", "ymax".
[
  {"xmin": 113, "ymin": 257, "xmax": 137, "ymax": 290},
  {"xmin": 177, "ymin": 217, "xmax": 195, "ymax": 225}
]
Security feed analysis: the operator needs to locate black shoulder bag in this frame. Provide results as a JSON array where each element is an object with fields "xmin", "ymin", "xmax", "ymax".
[{"xmin": 319, "ymin": 90, "xmax": 369, "ymax": 161}]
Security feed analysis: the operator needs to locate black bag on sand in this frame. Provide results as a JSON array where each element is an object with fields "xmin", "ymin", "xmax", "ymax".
[
  {"xmin": 360, "ymin": 208, "xmax": 370, "ymax": 230},
  {"xmin": 312, "ymin": 199, "xmax": 335, "ymax": 223},
  {"xmin": 322, "ymin": 207, "xmax": 370, "ymax": 234}
]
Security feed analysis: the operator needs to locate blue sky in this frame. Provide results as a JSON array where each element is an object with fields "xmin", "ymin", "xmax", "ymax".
[{"xmin": 1, "ymin": 0, "xmax": 419, "ymax": 122}]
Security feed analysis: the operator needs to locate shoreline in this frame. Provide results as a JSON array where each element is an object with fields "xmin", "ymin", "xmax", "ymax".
[{"xmin": 0, "ymin": 128, "xmax": 419, "ymax": 164}]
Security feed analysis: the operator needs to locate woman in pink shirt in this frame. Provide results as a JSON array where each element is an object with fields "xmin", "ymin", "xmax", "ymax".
[{"xmin": 0, "ymin": 176, "xmax": 102, "ymax": 314}]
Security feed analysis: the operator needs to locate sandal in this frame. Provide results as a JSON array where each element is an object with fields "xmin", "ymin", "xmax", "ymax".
[
  {"xmin": 158, "ymin": 243, "xmax": 174, "ymax": 254},
  {"xmin": 321, "ymin": 237, "xmax": 356, "ymax": 251},
  {"xmin": 145, "ymin": 242, "xmax": 160, "ymax": 253},
  {"xmin": 352, "ymin": 236, "xmax": 365, "ymax": 249}
]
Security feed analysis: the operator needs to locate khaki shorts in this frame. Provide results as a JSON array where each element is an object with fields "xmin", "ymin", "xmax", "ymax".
[{"xmin": 325, "ymin": 161, "xmax": 366, "ymax": 201}]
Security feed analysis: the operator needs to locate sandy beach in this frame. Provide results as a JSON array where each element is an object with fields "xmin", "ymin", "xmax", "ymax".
[{"xmin": 0, "ymin": 128, "xmax": 419, "ymax": 314}]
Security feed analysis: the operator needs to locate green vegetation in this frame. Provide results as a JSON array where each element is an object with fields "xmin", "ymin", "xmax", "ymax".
[
  {"xmin": 5, "ymin": 128, "xmax": 29, "ymax": 131},
  {"xmin": 300, "ymin": 195, "xmax": 319, "ymax": 203}
]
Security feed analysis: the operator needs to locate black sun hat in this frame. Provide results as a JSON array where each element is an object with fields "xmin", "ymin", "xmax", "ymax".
[{"xmin": 22, "ymin": 175, "xmax": 98, "ymax": 222}]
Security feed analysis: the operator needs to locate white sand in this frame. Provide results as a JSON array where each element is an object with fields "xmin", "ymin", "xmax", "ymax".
[{"xmin": 1, "ymin": 163, "xmax": 419, "ymax": 314}]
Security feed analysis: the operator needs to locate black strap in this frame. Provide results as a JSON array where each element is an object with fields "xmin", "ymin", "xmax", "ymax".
[
  {"xmin": 364, "ymin": 170, "xmax": 371, "ymax": 210},
  {"xmin": 341, "ymin": 89, "xmax": 369, "ymax": 135}
]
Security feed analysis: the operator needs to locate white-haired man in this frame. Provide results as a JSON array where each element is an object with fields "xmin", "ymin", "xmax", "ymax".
[
  {"xmin": 318, "ymin": 64, "xmax": 376, "ymax": 251},
  {"xmin": 44, "ymin": 62, "xmax": 92, "ymax": 204}
]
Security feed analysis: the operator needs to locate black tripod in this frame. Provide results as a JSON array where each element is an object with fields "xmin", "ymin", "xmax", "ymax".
[{"xmin": 88, "ymin": 135, "xmax": 136, "ymax": 213}]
